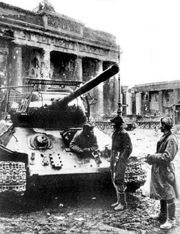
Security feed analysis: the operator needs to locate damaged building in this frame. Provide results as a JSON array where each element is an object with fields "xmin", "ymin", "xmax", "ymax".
[
  {"xmin": 0, "ymin": 1, "xmax": 119, "ymax": 119},
  {"xmin": 123, "ymin": 81, "xmax": 180, "ymax": 125}
]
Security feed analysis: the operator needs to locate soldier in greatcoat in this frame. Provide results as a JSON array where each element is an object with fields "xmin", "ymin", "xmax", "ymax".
[
  {"xmin": 145, "ymin": 116, "xmax": 179, "ymax": 230},
  {"xmin": 110, "ymin": 115, "xmax": 132, "ymax": 211}
]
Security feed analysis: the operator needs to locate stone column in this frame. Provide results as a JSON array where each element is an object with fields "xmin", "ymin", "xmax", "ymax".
[
  {"xmin": 145, "ymin": 92, "xmax": 150, "ymax": 114},
  {"xmin": 114, "ymin": 74, "xmax": 119, "ymax": 110},
  {"xmin": 173, "ymin": 89, "xmax": 179, "ymax": 124},
  {"xmin": 75, "ymin": 56, "xmax": 82, "ymax": 81},
  {"xmin": 158, "ymin": 90, "xmax": 163, "ymax": 114},
  {"xmin": 173, "ymin": 89, "xmax": 179, "ymax": 105},
  {"xmin": 41, "ymin": 49, "xmax": 51, "ymax": 79},
  {"xmin": 135, "ymin": 92, "xmax": 142, "ymax": 115},
  {"xmin": 42, "ymin": 15, "xmax": 48, "ymax": 29},
  {"xmin": 126, "ymin": 91, "xmax": 132, "ymax": 115},
  {"xmin": 9, "ymin": 45, "xmax": 22, "ymax": 86},
  {"xmin": 142, "ymin": 92, "xmax": 149, "ymax": 115},
  {"xmin": 0, "ymin": 47, "xmax": 8, "ymax": 86},
  {"xmin": 93, "ymin": 60, "xmax": 103, "ymax": 119}
]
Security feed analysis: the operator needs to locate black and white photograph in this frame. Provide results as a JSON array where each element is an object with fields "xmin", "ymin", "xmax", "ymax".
[{"xmin": 0, "ymin": 0, "xmax": 180, "ymax": 233}]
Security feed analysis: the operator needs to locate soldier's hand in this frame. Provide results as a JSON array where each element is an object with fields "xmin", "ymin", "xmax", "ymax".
[
  {"xmin": 83, "ymin": 148, "xmax": 90, "ymax": 153},
  {"xmin": 145, "ymin": 154, "xmax": 153, "ymax": 164}
]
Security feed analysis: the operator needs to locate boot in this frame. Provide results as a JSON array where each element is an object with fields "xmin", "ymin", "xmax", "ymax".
[
  {"xmin": 114, "ymin": 193, "xmax": 127, "ymax": 211},
  {"xmin": 111, "ymin": 201, "xmax": 119, "ymax": 207},
  {"xmin": 114, "ymin": 203, "xmax": 124, "ymax": 211},
  {"xmin": 111, "ymin": 190, "xmax": 120, "ymax": 207},
  {"xmin": 151, "ymin": 200, "xmax": 167, "ymax": 223},
  {"xmin": 160, "ymin": 202, "xmax": 176, "ymax": 230}
]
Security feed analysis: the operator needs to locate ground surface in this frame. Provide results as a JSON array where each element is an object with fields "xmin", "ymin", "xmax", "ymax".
[{"xmin": 0, "ymin": 128, "xmax": 180, "ymax": 234}]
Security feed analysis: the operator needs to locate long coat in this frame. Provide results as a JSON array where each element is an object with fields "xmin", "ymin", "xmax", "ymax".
[{"xmin": 147, "ymin": 131, "xmax": 179, "ymax": 200}]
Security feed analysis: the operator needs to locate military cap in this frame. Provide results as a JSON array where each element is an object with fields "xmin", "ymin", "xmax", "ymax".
[
  {"xmin": 83, "ymin": 122, "xmax": 95, "ymax": 131},
  {"xmin": 161, "ymin": 116, "xmax": 173, "ymax": 128},
  {"xmin": 110, "ymin": 115, "xmax": 124, "ymax": 126}
]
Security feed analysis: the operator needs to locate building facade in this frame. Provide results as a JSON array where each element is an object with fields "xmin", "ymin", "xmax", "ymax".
[
  {"xmin": 0, "ymin": 1, "xmax": 119, "ymax": 119},
  {"xmin": 123, "ymin": 80, "xmax": 180, "ymax": 124}
]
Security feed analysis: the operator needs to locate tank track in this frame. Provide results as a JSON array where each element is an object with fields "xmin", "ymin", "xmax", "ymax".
[
  {"xmin": 0, "ymin": 157, "xmax": 146, "ymax": 194},
  {"xmin": 0, "ymin": 161, "xmax": 26, "ymax": 194},
  {"xmin": 125, "ymin": 156, "xmax": 146, "ymax": 183},
  {"xmin": 125, "ymin": 156, "xmax": 147, "ymax": 192}
]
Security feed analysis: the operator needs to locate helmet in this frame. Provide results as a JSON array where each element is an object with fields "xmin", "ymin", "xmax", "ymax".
[
  {"xmin": 161, "ymin": 116, "xmax": 173, "ymax": 129},
  {"xmin": 110, "ymin": 115, "xmax": 124, "ymax": 126}
]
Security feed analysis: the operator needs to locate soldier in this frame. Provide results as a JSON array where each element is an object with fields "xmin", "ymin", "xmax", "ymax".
[
  {"xmin": 110, "ymin": 115, "xmax": 132, "ymax": 211},
  {"xmin": 70, "ymin": 122, "xmax": 98, "ymax": 157},
  {"xmin": 145, "ymin": 116, "xmax": 179, "ymax": 230}
]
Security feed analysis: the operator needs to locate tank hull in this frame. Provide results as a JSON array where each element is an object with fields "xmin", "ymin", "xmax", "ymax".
[
  {"xmin": 0, "ymin": 125, "xmax": 146, "ymax": 195},
  {"xmin": 0, "ymin": 126, "xmax": 112, "ymax": 195}
]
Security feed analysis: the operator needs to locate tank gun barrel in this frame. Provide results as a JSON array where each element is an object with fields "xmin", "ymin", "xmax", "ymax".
[{"xmin": 58, "ymin": 64, "xmax": 119, "ymax": 106}]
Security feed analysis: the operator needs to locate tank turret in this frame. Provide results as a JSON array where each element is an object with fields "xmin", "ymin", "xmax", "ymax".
[{"xmin": 11, "ymin": 64, "xmax": 119, "ymax": 129}]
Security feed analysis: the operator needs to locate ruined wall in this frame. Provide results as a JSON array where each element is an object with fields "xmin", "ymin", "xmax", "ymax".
[
  {"xmin": 7, "ymin": 44, "xmax": 22, "ymax": 86},
  {"xmin": 22, "ymin": 47, "xmax": 43, "ymax": 79},
  {"xmin": 51, "ymin": 52, "xmax": 76, "ymax": 80}
]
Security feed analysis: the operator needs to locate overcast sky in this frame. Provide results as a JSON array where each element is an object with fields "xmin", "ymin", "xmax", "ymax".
[{"xmin": 1, "ymin": 0, "xmax": 180, "ymax": 87}]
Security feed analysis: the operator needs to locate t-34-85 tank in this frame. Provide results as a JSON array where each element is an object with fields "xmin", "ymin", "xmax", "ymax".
[{"xmin": 0, "ymin": 64, "xmax": 146, "ymax": 196}]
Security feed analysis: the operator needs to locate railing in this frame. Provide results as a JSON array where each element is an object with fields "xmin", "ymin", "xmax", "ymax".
[
  {"xmin": 136, "ymin": 121, "xmax": 160, "ymax": 129},
  {"xmin": 95, "ymin": 120, "xmax": 160, "ymax": 132},
  {"xmin": 94, "ymin": 121, "xmax": 113, "ymax": 131}
]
